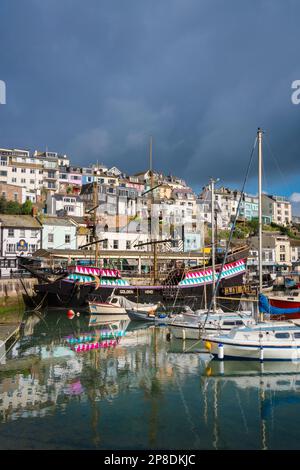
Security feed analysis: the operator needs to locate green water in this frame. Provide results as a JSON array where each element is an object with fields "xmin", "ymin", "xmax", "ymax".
[{"xmin": 0, "ymin": 310, "xmax": 300, "ymax": 449}]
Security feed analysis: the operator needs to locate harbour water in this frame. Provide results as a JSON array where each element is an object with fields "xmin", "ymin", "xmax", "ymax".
[{"xmin": 1, "ymin": 310, "xmax": 300, "ymax": 449}]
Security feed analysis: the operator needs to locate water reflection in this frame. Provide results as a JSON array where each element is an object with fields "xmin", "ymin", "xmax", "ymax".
[{"xmin": 0, "ymin": 311, "xmax": 300, "ymax": 449}]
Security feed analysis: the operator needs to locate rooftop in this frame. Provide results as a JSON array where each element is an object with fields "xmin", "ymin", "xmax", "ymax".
[
  {"xmin": 0, "ymin": 215, "xmax": 42, "ymax": 228},
  {"xmin": 38, "ymin": 216, "xmax": 75, "ymax": 227}
]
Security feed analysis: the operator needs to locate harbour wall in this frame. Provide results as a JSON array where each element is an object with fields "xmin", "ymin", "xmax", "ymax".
[{"xmin": 0, "ymin": 278, "xmax": 37, "ymax": 311}]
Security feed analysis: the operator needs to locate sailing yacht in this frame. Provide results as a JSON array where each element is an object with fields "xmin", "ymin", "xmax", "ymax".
[
  {"xmin": 203, "ymin": 128, "xmax": 300, "ymax": 361},
  {"xmin": 169, "ymin": 177, "xmax": 255, "ymax": 340}
]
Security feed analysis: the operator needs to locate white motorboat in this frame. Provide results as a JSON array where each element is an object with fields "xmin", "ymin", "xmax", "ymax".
[
  {"xmin": 88, "ymin": 295, "xmax": 159, "ymax": 316},
  {"xmin": 203, "ymin": 321, "xmax": 300, "ymax": 361}
]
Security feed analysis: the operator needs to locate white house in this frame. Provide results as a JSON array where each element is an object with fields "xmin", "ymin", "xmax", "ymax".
[
  {"xmin": 46, "ymin": 193, "xmax": 84, "ymax": 217},
  {"xmin": 0, "ymin": 215, "xmax": 42, "ymax": 276}
]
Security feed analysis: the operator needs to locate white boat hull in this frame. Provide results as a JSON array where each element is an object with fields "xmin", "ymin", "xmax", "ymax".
[
  {"xmin": 206, "ymin": 339, "xmax": 300, "ymax": 361},
  {"xmin": 88, "ymin": 302, "xmax": 127, "ymax": 315}
]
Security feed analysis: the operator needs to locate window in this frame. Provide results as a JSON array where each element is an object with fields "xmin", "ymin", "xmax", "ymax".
[
  {"xmin": 126, "ymin": 241, "xmax": 131, "ymax": 250},
  {"xmin": 280, "ymin": 254, "xmax": 286, "ymax": 262},
  {"xmin": 102, "ymin": 239, "xmax": 108, "ymax": 249},
  {"xmin": 7, "ymin": 244, "xmax": 15, "ymax": 253},
  {"xmin": 31, "ymin": 230, "xmax": 37, "ymax": 238},
  {"xmin": 21, "ymin": 168, "xmax": 26, "ymax": 173},
  {"xmin": 14, "ymin": 193, "xmax": 18, "ymax": 202},
  {"xmin": 280, "ymin": 245, "xmax": 285, "ymax": 252},
  {"xmin": 2, "ymin": 192, "xmax": 5, "ymax": 198},
  {"xmin": 30, "ymin": 169, "xmax": 35, "ymax": 174},
  {"xmin": 275, "ymin": 332, "xmax": 290, "ymax": 339},
  {"xmin": 20, "ymin": 229, "xmax": 25, "ymax": 238},
  {"xmin": 48, "ymin": 234, "xmax": 54, "ymax": 243},
  {"xmin": 29, "ymin": 244, "xmax": 37, "ymax": 252},
  {"xmin": 294, "ymin": 333, "xmax": 300, "ymax": 339},
  {"xmin": 113, "ymin": 240, "xmax": 118, "ymax": 249},
  {"xmin": 12, "ymin": 178, "xmax": 17, "ymax": 183},
  {"xmin": 21, "ymin": 178, "xmax": 26, "ymax": 184},
  {"xmin": 8, "ymin": 228, "xmax": 14, "ymax": 237},
  {"xmin": 12, "ymin": 167, "xmax": 17, "ymax": 172},
  {"xmin": 30, "ymin": 180, "xmax": 35, "ymax": 184},
  {"xmin": 65, "ymin": 234, "xmax": 71, "ymax": 244}
]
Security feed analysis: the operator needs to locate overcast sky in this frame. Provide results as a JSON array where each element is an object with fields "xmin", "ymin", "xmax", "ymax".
[{"xmin": 1, "ymin": 0, "xmax": 300, "ymax": 211}]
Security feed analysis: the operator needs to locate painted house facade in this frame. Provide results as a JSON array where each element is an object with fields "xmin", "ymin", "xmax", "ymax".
[
  {"xmin": 40, "ymin": 216, "xmax": 77, "ymax": 251},
  {"xmin": 0, "ymin": 215, "xmax": 42, "ymax": 276}
]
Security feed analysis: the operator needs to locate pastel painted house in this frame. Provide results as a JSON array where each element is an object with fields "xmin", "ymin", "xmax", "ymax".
[{"xmin": 40, "ymin": 216, "xmax": 77, "ymax": 250}]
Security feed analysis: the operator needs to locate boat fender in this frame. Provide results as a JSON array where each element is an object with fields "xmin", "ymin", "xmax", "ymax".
[
  {"xmin": 205, "ymin": 341, "xmax": 212, "ymax": 351},
  {"xmin": 218, "ymin": 343, "xmax": 224, "ymax": 360},
  {"xmin": 260, "ymin": 346, "xmax": 264, "ymax": 362}
]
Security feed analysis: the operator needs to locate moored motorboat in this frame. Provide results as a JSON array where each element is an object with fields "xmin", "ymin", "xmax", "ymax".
[
  {"xmin": 127, "ymin": 310, "xmax": 168, "ymax": 322},
  {"xmin": 203, "ymin": 321, "xmax": 300, "ymax": 361},
  {"xmin": 87, "ymin": 294, "xmax": 158, "ymax": 316}
]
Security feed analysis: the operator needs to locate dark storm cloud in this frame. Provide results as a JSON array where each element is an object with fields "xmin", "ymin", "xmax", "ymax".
[{"xmin": 1, "ymin": 0, "xmax": 300, "ymax": 190}]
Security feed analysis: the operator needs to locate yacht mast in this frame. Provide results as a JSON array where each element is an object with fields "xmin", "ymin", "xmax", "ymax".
[
  {"xmin": 258, "ymin": 128, "xmax": 263, "ymax": 318},
  {"xmin": 210, "ymin": 178, "xmax": 217, "ymax": 313}
]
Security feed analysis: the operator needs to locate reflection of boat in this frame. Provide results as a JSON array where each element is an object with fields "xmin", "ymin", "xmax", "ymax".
[
  {"xmin": 204, "ymin": 358, "xmax": 300, "ymax": 382},
  {"xmin": 88, "ymin": 313, "xmax": 128, "ymax": 325}
]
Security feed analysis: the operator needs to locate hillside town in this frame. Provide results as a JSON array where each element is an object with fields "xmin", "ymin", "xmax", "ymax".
[{"xmin": 0, "ymin": 146, "xmax": 298, "ymax": 281}]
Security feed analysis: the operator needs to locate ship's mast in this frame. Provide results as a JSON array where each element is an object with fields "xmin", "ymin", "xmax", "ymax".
[
  {"xmin": 149, "ymin": 136, "xmax": 158, "ymax": 284},
  {"xmin": 258, "ymin": 127, "xmax": 263, "ymax": 321},
  {"xmin": 93, "ymin": 181, "xmax": 99, "ymax": 266}
]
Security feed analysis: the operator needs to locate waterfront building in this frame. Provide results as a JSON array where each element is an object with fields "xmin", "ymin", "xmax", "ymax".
[
  {"xmin": 0, "ymin": 214, "xmax": 42, "ymax": 276},
  {"xmin": 0, "ymin": 183, "xmax": 26, "ymax": 204},
  {"xmin": 262, "ymin": 194, "xmax": 292, "ymax": 226},
  {"xmin": 290, "ymin": 239, "xmax": 300, "ymax": 268},
  {"xmin": 46, "ymin": 193, "xmax": 84, "ymax": 217},
  {"xmin": 250, "ymin": 232, "xmax": 292, "ymax": 274},
  {"xmin": 197, "ymin": 196, "xmax": 226, "ymax": 229},
  {"xmin": 81, "ymin": 167, "xmax": 95, "ymax": 185},
  {"xmin": 247, "ymin": 248, "xmax": 276, "ymax": 277},
  {"xmin": 40, "ymin": 216, "xmax": 77, "ymax": 251},
  {"xmin": 239, "ymin": 194, "xmax": 259, "ymax": 221},
  {"xmin": 0, "ymin": 148, "xmax": 42, "ymax": 203},
  {"xmin": 199, "ymin": 185, "xmax": 240, "ymax": 229}
]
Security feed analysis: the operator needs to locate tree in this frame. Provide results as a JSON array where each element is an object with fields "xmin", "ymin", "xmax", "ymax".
[{"xmin": 22, "ymin": 199, "xmax": 33, "ymax": 215}]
